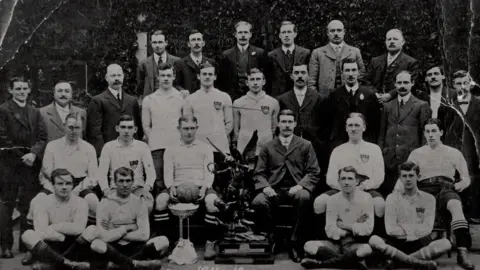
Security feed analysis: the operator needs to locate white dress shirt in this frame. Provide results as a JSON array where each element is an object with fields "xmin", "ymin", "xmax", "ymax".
[
  {"xmin": 330, "ymin": 42, "xmax": 344, "ymax": 54},
  {"xmin": 55, "ymin": 102, "xmax": 70, "ymax": 124},
  {"xmin": 12, "ymin": 98, "xmax": 26, "ymax": 107},
  {"xmin": 397, "ymin": 92, "xmax": 412, "ymax": 106},
  {"xmin": 153, "ymin": 52, "xmax": 167, "ymax": 65},
  {"xmin": 345, "ymin": 83, "xmax": 359, "ymax": 96},
  {"xmin": 237, "ymin": 43, "xmax": 250, "ymax": 53},
  {"xmin": 190, "ymin": 54, "xmax": 203, "ymax": 66},
  {"xmin": 387, "ymin": 51, "xmax": 401, "ymax": 66},
  {"xmin": 294, "ymin": 86, "xmax": 307, "ymax": 106},
  {"xmin": 458, "ymin": 94, "xmax": 471, "ymax": 114},
  {"xmin": 429, "ymin": 91, "xmax": 442, "ymax": 118},
  {"xmin": 108, "ymin": 87, "xmax": 121, "ymax": 100},
  {"xmin": 282, "ymin": 44, "xmax": 295, "ymax": 55},
  {"xmin": 279, "ymin": 134, "xmax": 293, "ymax": 149}
]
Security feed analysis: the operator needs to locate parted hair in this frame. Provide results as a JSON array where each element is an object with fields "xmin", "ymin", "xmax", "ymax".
[
  {"xmin": 424, "ymin": 118, "xmax": 444, "ymax": 132},
  {"xmin": 9, "ymin": 76, "xmax": 30, "ymax": 89},
  {"xmin": 117, "ymin": 114, "xmax": 135, "ymax": 126},
  {"xmin": 157, "ymin": 62, "xmax": 175, "ymax": 74},
  {"xmin": 178, "ymin": 115, "xmax": 198, "ymax": 127},
  {"xmin": 113, "ymin": 167, "xmax": 134, "ymax": 182},
  {"xmin": 341, "ymin": 58, "xmax": 358, "ymax": 70},
  {"xmin": 64, "ymin": 112, "xmax": 85, "ymax": 125},
  {"xmin": 338, "ymin": 166, "xmax": 358, "ymax": 179},
  {"xmin": 51, "ymin": 168, "xmax": 74, "ymax": 184},
  {"xmin": 398, "ymin": 161, "xmax": 420, "ymax": 176},
  {"xmin": 277, "ymin": 109, "xmax": 296, "ymax": 122}
]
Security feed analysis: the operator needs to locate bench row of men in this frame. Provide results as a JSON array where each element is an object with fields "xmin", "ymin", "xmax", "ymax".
[{"xmin": 0, "ymin": 19, "xmax": 479, "ymax": 270}]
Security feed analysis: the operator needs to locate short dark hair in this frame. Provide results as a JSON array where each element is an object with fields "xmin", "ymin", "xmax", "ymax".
[
  {"xmin": 178, "ymin": 115, "xmax": 198, "ymax": 127},
  {"xmin": 347, "ymin": 112, "xmax": 366, "ymax": 126},
  {"xmin": 280, "ymin": 21, "xmax": 296, "ymax": 32},
  {"xmin": 277, "ymin": 109, "xmax": 296, "ymax": 122},
  {"xmin": 113, "ymin": 167, "xmax": 134, "ymax": 182},
  {"xmin": 341, "ymin": 58, "xmax": 358, "ymax": 71},
  {"xmin": 188, "ymin": 30, "xmax": 203, "ymax": 40},
  {"xmin": 424, "ymin": 118, "xmax": 444, "ymax": 132},
  {"xmin": 51, "ymin": 168, "xmax": 73, "ymax": 184},
  {"xmin": 117, "ymin": 114, "xmax": 136, "ymax": 126},
  {"xmin": 291, "ymin": 63, "xmax": 308, "ymax": 73},
  {"xmin": 453, "ymin": 70, "xmax": 469, "ymax": 81},
  {"xmin": 338, "ymin": 166, "xmax": 358, "ymax": 179},
  {"xmin": 9, "ymin": 76, "xmax": 30, "ymax": 89},
  {"xmin": 65, "ymin": 112, "xmax": 85, "ymax": 125},
  {"xmin": 199, "ymin": 62, "xmax": 216, "ymax": 74},
  {"xmin": 247, "ymin": 68, "xmax": 264, "ymax": 77},
  {"xmin": 157, "ymin": 62, "xmax": 175, "ymax": 74},
  {"xmin": 424, "ymin": 63, "xmax": 444, "ymax": 76},
  {"xmin": 398, "ymin": 161, "xmax": 420, "ymax": 176},
  {"xmin": 151, "ymin": 30, "xmax": 165, "ymax": 37}
]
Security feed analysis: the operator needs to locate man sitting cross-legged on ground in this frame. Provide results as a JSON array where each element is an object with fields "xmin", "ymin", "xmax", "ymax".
[
  {"xmin": 302, "ymin": 166, "xmax": 374, "ymax": 269},
  {"xmin": 392, "ymin": 118, "xmax": 474, "ymax": 269},
  {"xmin": 369, "ymin": 161, "xmax": 451, "ymax": 270},
  {"xmin": 313, "ymin": 112, "xmax": 386, "ymax": 239},
  {"xmin": 21, "ymin": 168, "xmax": 91, "ymax": 270},
  {"xmin": 88, "ymin": 167, "xmax": 168, "ymax": 269}
]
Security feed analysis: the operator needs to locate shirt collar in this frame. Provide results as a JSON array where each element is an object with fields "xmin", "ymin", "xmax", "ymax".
[
  {"xmin": 345, "ymin": 83, "xmax": 359, "ymax": 93},
  {"xmin": 294, "ymin": 86, "xmax": 307, "ymax": 95},
  {"xmin": 114, "ymin": 138, "xmax": 135, "ymax": 148},
  {"xmin": 63, "ymin": 137, "xmax": 80, "ymax": 150},
  {"xmin": 154, "ymin": 52, "xmax": 167, "ymax": 63},
  {"xmin": 237, "ymin": 43, "xmax": 250, "ymax": 52},
  {"xmin": 330, "ymin": 42, "xmax": 344, "ymax": 51},
  {"xmin": 246, "ymin": 91, "xmax": 266, "ymax": 100},
  {"xmin": 108, "ymin": 87, "xmax": 121, "ymax": 99},
  {"xmin": 458, "ymin": 94, "xmax": 471, "ymax": 103},
  {"xmin": 279, "ymin": 134, "xmax": 293, "ymax": 145},
  {"xmin": 55, "ymin": 102, "xmax": 70, "ymax": 113},
  {"xmin": 282, "ymin": 44, "xmax": 295, "ymax": 54},
  {"xmin": 398, "ymin": 92, "xmax": 412, "ymax": 103},
  {"xmin": 12, "ymin": 98, "xmax": 26, "ymax": 107},
  {"xmin": 180, "ymin": 139, "xmax": 198, "ymax": 147},
  {"xmin": 190, "ymin": 53, "xmax": 202, "ymax": 64},
  {"xmin": 388, "ymin": 50, "xmax": 402, "ymax": 61},
  {"xmin": 154, "ymin": 88, "xmax": 180, "ymax": 98}
]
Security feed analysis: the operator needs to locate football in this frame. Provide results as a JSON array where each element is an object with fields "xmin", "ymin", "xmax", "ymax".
[{"xmin": 176, "ymin": 182, "xmax": 201, "ymax": 204}]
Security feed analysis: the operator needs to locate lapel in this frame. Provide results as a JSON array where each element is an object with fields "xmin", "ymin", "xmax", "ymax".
[
  {"xmin": 465, "ymin": 96, "xmax": 479, "ymax": 120},
  {"xmin": 46, "ymin": 103, "xmax": 64, "ymax": 132},
  {"xmin": 273, "ymin": 48, "xmax": 287, "ymax": 72},
  {"xmin": 7, "ymin": 100, "xmax": 29, "ymax": 129},
  {"xmin": 337, "ymin": 86, "xmax": 351, "ymax": 107},
  {"xmin": 398, "ymin": 95, "xmax": 416, "ymax": 123},
  {"xmin": 340, "ymin": 44, "xmax": 353, "ymax": 60},
  {"xmin": 246, "ymin": 45, "xmax": 255, "ymax": 70},
  {"xmin": 286, "ymin": 90, "xmax": 300, "ymax": 111},
  {"xmin": 293, "ymin": 46, "xmax": 305, "ymax": 64},
  {"xmin": 323, "ymin": 44, "xmax": 337, "ymax": 60},
  {"xmin": 228, "ymin": 47, "xmax": 238, "ymax": 65},
  {"xmin": 105, "ymin": 89, "xmax": 121, "ymax": 110},
  {"xmin": 184, "ymin": 55, "xmax": 198, "ymax": 70},
  {"xmin": 300, "ymin": 89, "xmax": 314, "ymax": 110},
  {"xmin": 273, "ymin": 136, "xmax": 286, "ymax": 155},
  {"xmin": 285, "ymin": 135, "xmax": 301, "ymax": 156},
  {"xmin": 148, "ymin": 55, "xmax": 156, "ymax": 90},
  {"xmin": 121, "ymin": 93, "xmax": 131, "ymax": 112},
  {"xmin": 387, "ymin": 52, "xmax": 404, "ymax": 73}
]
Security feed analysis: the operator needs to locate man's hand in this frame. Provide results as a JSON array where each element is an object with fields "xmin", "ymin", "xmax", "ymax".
[
  {"xmin": 169, "ymin": 187, "xmax": 179, "ymax": 203},
  {"xmin": 377, "ymin": 93, "xmax": 392, "ymax": 104},
  {"xmin": 180, "ymin": 90, "xmax": 190, "ymax": 98},
  {"xmin": 44, "ymin": 227, "xmax": 65, "ymax": 242},
  {"xmin": 455, "ymin": 182, "xmax": 468, "ymax": 192},
  {"xmin": 21, "ymin": 153, "xmax": 36, "ymax": 167},
  {"xmin": 224, "ymin": 154, "xmax": 235, "ymax": 164},
  {"xmin": 288, "ymin": 185, "xmax": 303, "ymax": 196},
  {"xmin": 197, "ymin": 186, "xmax": 207, "ymax": 202},
  {"xmin": 263, "ymin": 186, "xmax": 277, "ymax": 197},
  {"xmin": 357, "ymin": 183, "xmax": 366, "ymax": 191}
]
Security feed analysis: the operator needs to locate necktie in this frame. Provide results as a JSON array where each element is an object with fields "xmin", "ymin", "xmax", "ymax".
[
  {"xmin": 286, "ymin": 49, "xmax": 291, "ymax": 58},
  {"xmin": 196, "ymin": 60, "xmax": 200, "ymax": 66},
  {"xmin": 117, "ymin": 93, "xmax": 121, "ymax": 100},
  {"xmin": 400, "ymin": 99, "xmax": 404, "ymax": 108},
  {"xmin": 158, "ymin": 56, "xmax": 163, "ymax": 65}
]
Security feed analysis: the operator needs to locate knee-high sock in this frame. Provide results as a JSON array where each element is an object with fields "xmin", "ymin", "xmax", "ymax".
[
  {"xmin": 452, "ymin": 220, "xmax": 472, "ymax": 249},
  {"xmin": 205, "ymin": 213, "xmax": 221, "ymax": 242},
  {"xmin": 409, "ymin": 240, "xmax": 450, "ymax": 260},
  {"xmin": 153, "ymin": 209, "xmax": 170, "ymax": 237},
  {"xmin": 314, "ymin": 244, "xmax": 340, "ymax": 260},
  {"xmin": 62, "ymin": 236, "xmax": 90, "ymax": 259},
  {"xmin": 314, "ymin": 213, "xmax": 326, "ymax": 240},
  {"xmin": 131, "ymin": 243, "xmax": 156, "ymax": 260},
  {"xmin": 378, "ymin": 243, "xmax": 437, "ymax": 268},
  {"xmin": 31, "ymin": 241, "xmax": 66, "ymax": 265},
  {"xmin": 374, "ymin": 216, "xmax": 386, "ymax": 238},
  {"xmin": 319, "ymin": 249, "xmax": 361, "ymax": 268},
  {"xmin": 104, "ymin": 244, "xmax": 134, "ymax": 268}
]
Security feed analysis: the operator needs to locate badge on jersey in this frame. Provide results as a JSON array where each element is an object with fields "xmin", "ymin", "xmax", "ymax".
[
  {"xmin": 261, "ymin": 105, "xmax": 270, "ymax": 115},
  {"xmin": 360, "ymin": 154, "xmax": 370, "ymax": 163},
  {"xmin": 129, "ymin": 160, "xmax": 139, "ymax": 170},
  {"xmin": 416, "ymin": 207, "xmax": 425, "ymax": 219},
  {"xmin": 214, "ymin": 101, "xmax": 222, "ymax": 110}
]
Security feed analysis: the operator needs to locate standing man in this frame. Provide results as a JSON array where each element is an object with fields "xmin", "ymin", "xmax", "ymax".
[
  {"xmin": 174, "ymin": 30, "xmax": 216, "ymax": 93},
  {"xmin": 86, "ymin": 63, "xmax": 143, "ymax": 156},
  {"xmin": 97, "ymin": 115, "xmax": 156, "ymax": 213},
  {"xmin": 277, "ymin": 64, "xmax": 329, "ymax": 191},
  {"xmin": 218, "ymin": 21, "xmax": 267, "ymax": 101},
  {"xmin": 267, "ymin": 21, "xmax": 310, "ymax": 96},
  {"xmin": 327, "ymin": 59, "xmax": 381, "ymax": 148},
  {"xmin": 446, "ymin": 70, "xmax": 480, "ymax": 224},
  {"xmin": 367, "ymin": 29, "xmax": 419, "ymax": 103},
  {"xmin": 252, "ymin": 109, "xmax": 320, "ymax": 262},
  {"xmin": 0, "ymin": 77, "xmax": 47, "ymax": 259},
  {"xmin": 302, "ymin": 167, "xmax": 374, "ymax": 269},
  {"xmin": 308, "ymin": 20, "xmax": 366, "ymax": 99},
  {"xmin": 39, "ymin": 80, "xmax": 86, "ymax": 142},
  {"xmin": 369, "ymin": 161, "xmax": 449, "ymax": 269},
  {"xmin": 233, "ymin": 68, "xmax": 279, "ymax": 155},
  {"xmin": 378, "ymin": 71, "xmax": 431, "ymax": 196},
  {"xmin": 136, "ymin": 30, "xmax": 180, "ymax": 98}
]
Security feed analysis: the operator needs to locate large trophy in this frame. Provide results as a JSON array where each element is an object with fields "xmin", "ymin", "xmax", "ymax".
[{"xmin": 207, "ymin": 131, "xmax": 274, "ymax": 264}]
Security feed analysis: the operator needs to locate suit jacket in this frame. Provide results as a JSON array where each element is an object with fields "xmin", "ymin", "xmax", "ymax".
[
  {"xmin": 253, "ymin": 135, "xmax": 320, "ymax": 192},
  {"xmin": 445, "ymin": 96, "xmax": 480, "ymax": 174},
  {"xmin": 378, "ymin": 95, "xmax": 431, "ymax": 169},
  {"xmin": 308, "ymin": 43, "xmax": 366, "ymax": 99},
  {"xmin": 416, "ymin": 88, "xmax": 456, "ymax": 136},
  {"xmin": 137, "ymin": 53, "xmax": 181, "ymax": 98},
  {"xmin": 0, "ymin": 99, "xmax": 47, "ymax": 164},
  {"xmin": 86, "ymin": 90, "xmax": 143, "ymax": 156},
  {"xmin": 267, "ymin": 46, "xmax": 311, "ymax": 97},
  {"xmin": 39, "ymin": 103, "xmax": 87, "ymax": 142},
  {"xmin": 218, "ymin": 45, "xmax": 268, "ymax": 101},
  {"xmin": 327, "ymin": 85, "xmax": 381, "ymax": 147},
  {"xmin": 174, "ymin": 54, "xmax": 216, "ymax": 93},
  {"xmin": 367, "ymin": 51, "xmax": 419, "ymax": 99}
]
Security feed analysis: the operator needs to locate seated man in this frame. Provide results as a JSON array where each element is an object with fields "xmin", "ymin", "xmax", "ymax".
[
  {"xmin": 314, "ymin": 112, "xmax": 385, "ymax": 238},
  {"xmin": 98, "ymin": 115, "xmax": 156, "ymax": 213},
  {"xmin": 302, "ymin": 166, "xmax": 374, "ymax": 269},
  {"xmin": 24, "ymin": 112, "xmax": 99, "ymax": 265},
  {"xmin": 369, "ymin": 161, "xmax": 450, "ymax": 269},
  {"xmin": 21, "ymin": 169, "xmax": 90, "ymax": 270},
  {"xmin": 88, "ymin": 167, "xmax": 168, "ymax": 269},
  {"xmin": 394, "ymin": 118, "xmax": 474, "ymax": 269},
  {"xmin": 252, "ymin": 109, "xmax": 320, "ymax": 262},
  {"xmin": 156, "ymin": 115, "xmax": 221, "ymax": 260}
]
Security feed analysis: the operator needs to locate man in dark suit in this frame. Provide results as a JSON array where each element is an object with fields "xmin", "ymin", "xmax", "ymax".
[
  {"xmin": 327, "ymin": 58, "xmax": 380, "ymax": 149},
  {"xmin": 39, "ymin": 81, "xmax": 87, "ymax": 142},
  {"xmin": 267, "ymin": 21, "xmax": 310, "ymax": 96},
  {"xmin": 174, "ymin": 30, "xmax": 216, "ymax": 93},
  {"xmin": 218, "ymin": 21, "xmax": 268, "ymax": 101},
  {"xmin": 446, "ymin": 70, "xmax": 480, "ymax": 224},
  {"xmin": 136, "ymin": 30, "xmax": 180, "ymax": 98},
  {"xmin": 378, "ymin": 70, "xmax": 431, "ymax": 195},
  {"xmin": 308, "ymin": 20, "xmax": 366, "ymax": 99},
  {"xmin": 86, "ymin": 63, "xmax": 143, "ymax": 156},
  {"xmin": 252, "ymin": 109, "xmax": 320, "ymax": 263},
  {"xmin": 277, "ymin": 64, "xmax": 329, "ymax": 191},
  {"xmin": 367, "ymin": 29, "xmax": 419, "ymax": 103},
  {"xmin": 0, "ymin": 77, "xmax": 47, "ymax": 258}
]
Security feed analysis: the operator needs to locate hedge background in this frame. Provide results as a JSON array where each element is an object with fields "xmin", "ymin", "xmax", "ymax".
[{"xmin": 0, "ymin": 0, "xmax": 478, "ymax": 107}]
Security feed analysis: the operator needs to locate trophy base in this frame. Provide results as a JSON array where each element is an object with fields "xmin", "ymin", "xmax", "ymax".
[{"xmin": 215, "ymin": 239, "xmax": 274, "ymax": 264}]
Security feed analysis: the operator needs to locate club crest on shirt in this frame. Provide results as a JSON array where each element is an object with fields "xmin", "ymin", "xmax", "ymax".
[
  {"xmin": 213, "ymin": 101, "xmax": 222, "ymax": 110},
  {"xmin": 261, "ymin": 105, "xmax": 270, "ymax": 115},
  {"xmin": 129, "ymin": 160, "xmax": 139, "ymax": 170},
  {"xmin": 360, "ymin": 154, "xmax": 370, "ymax": 163},
  {"xmin": 416, "ymin": 207, "xmax": 425, "ymax": 218}
]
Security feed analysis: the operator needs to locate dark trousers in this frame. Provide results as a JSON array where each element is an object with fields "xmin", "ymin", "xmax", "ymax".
[
  {"xmin": 151, "ymin": 149, "xmax": 166, "ymax": 195},
  {"xmin": 379, "ymin": 167, "xmax": 398, "ymax": 197},
  {"xmin": 251, "ymin": 187, "xmax": 311, "ymax": 245},
  {"xmin": 0, "ymin": 161, "xmax": 41, "ymax": 251}
]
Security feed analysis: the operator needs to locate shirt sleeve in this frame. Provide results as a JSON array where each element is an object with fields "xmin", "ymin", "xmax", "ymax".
[
  {"xmin": 33, "ymin": 200, "xmax": 49, "ymax": 234},
  {"xmin": 203, "ymin": 146, "xmax": 215, "ymax": 188},
  {"xmin": 326, "ymin": 148, "xmax": 341, "ymax": 190},
  {"xmin": 385, "ymin": 193, "xmax": 407, "ymax": 237},
  {"xmin": 141, "ymin": 97, "xmax": 152, "ymax": 140},
  {"xmin": 163, "ymin": 148, "xmax": 174, "ymax": 189},
  {"xmin": 85, "ymin": 144, "xmax": 99, "ymax": 187},
  {"xmin": 271, "ymin": 99, "xmax": 279, "ymax": 136},
  {"xmin": 223, "ymin": 94, "xmax": 234, "ymax": 135},
  {"xmin": 142, "ymin": 144, "xmax": 156, "ymax": 189},
  {"xmin": 96, "ymin": 199, "xmax": 110, "ymax": 230},
  {"xmin": 41, "ymin": 143, "xmax": 54, "ymax": 184},
  {"xmin": 97, "ymin": 143, "xmax": 111, "ymax": 191},
  {"xmin": 363, "ymin": 145, "xmax": 385, "ymax": 190},
  {"xmin": 351, "ymin": 194, "xmax": 374, "ymax": 236},
  {"xmin": 325, "ymin": 196, "xmax": 347, "ymax": 240}
]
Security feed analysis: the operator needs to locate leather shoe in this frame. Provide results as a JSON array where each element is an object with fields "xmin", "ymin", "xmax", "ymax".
[
  {"xmin": 21, "ymin": 251, "xmax": 34, "ymax": 265},
  {"xmin": 288, "ymin": 247, "xmax": 302, "ymax": 263},
  {"xmin": 457, "ymin": 248, "xmax": 474, "ymax": 270},
  {"xmin": 2, "ymin": 249, "xmax": 13, "ymax": 258}
]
